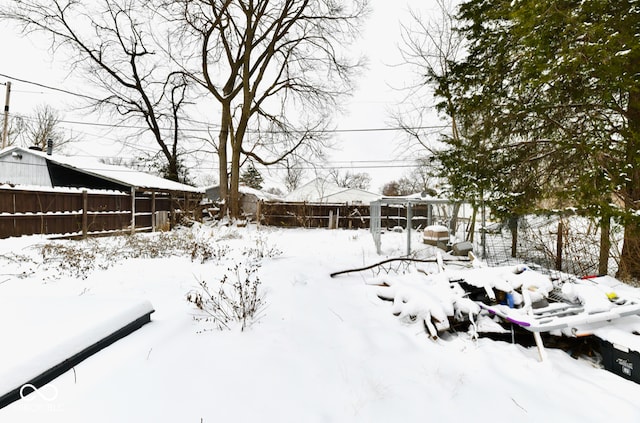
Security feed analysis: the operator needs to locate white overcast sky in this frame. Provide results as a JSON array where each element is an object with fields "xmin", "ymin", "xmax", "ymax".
[{"xmin": 0, "ymin": 0, "xmax": 447, "ymax": 192}]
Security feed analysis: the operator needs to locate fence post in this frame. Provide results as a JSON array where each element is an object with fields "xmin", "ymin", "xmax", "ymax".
[
  {"xmin": 130, "ymin": 187, "xmax": 136, "ymax": 235},
  {"xmin": 406, "ymin": 202, "xmax": 413, "ymax": 255},
  {"xmin": 508, "ymin": 215, "xmax": 518, "ymax": 258},
  {"xmin": 170, "ymin": 194, "xmax": 176, "ymax": 229},
  {"xmin": 82, "ymin": 190, "xmax": 88, "ymax": 238},
  {"xmin": 12, "ymin": 191, "xmax": 16, "ymax": 237},
  {"xmin": 556, "ymin": 220, "xmax": 563, "ymax": 271},
  {"xmin": 256, "ymin": 200, "xmax": 262, "ymax": 227},
  {"xmin": 151, "ymin": 191, "xmax": 156, "ymax": 232}
]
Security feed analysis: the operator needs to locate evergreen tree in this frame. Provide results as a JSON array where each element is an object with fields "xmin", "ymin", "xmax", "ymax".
[
  {"xmin": 432, "ymin": 0, "xmax": 640, "ymax": 279},
  {"xmin": 239, "ymin": 165, "xmax": 264, "ymax": 190},
  {"xmin": 382, "ymin": 181, "xmax": 401, "ymax": 196}
]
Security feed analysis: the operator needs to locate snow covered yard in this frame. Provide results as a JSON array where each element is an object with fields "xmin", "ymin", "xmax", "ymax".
[{"xmin": 1, "ymin": 224, "xmax": 639, "ymax": 422}]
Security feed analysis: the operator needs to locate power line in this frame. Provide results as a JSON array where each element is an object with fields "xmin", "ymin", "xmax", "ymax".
[
  {"xmin": 1, "ymin": 72, "xmax": 450, "ymax": 134},
  {"xmin": 288, "ymin": 163, "xmax": 420, "ymax": 170},
  {"xmin": 57, "ymin": 117, "xmax": 447, "ymax": 134},
  {"xmin": 0, "ymin": 72, "xmax": 103, "ymax": 103},
  {"xmin": 4, "ymin": 155, "xmax": 422, "ymax": 173}
]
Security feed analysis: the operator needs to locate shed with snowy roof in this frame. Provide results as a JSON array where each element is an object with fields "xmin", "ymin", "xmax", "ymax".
[
  {"xmin": 0, "ymin": 146, "xmax": 201, "ymax": 195},
  {"xmin": 0, "ymin": 146, "xmax": 203, "ymax": 237},
  {"xmin": 204, "ymin": 184, "xmax": 282, "ymax": 219}
]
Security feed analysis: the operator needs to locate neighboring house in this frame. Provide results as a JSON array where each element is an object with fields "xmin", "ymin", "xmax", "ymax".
[
  {"xmin": 204, "ymin": 184, "xmax": 282, "ymax": 219},
  {"xmin": 0, "ymin": 146, "xmax": 201, "ymax": 195},
  {"xmin": 284, "ymin": 178, "xmax": 380, "ymax": 205}
]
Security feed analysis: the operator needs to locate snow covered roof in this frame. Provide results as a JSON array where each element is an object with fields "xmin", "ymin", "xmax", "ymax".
[
  {"xmin": 284, "ymin": 178, "xmax": 380, "ymax": 204},
  {"xmin": 0, "ymin": 146, "xmax": 202, "ymax": 193},
  {"xmin": 376, "ymin": 192, "xmax": 453, "ymax": 205},
  {"xmin": 202, "ymin": 184, "xmax": 283, "ymax": 201},
  {"xmin": 237, "ymin": 185, "xmax": 283, "ymax": 201}
]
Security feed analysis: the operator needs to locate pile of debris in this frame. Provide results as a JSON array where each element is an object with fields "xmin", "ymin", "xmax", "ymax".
[{"xmin": 333, "ymin": 252, "xmax": 640, "ymax": 383}]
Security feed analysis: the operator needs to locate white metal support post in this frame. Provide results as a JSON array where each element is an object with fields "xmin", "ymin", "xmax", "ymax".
[{"xmin": 406, "ymin": 201, "xmax": 413, "ymax": 255}]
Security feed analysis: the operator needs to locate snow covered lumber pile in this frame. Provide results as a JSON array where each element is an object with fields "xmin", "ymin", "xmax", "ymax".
[{"xmin": 366, "ymin": 271, "xmax": 480, "ymax": 339}]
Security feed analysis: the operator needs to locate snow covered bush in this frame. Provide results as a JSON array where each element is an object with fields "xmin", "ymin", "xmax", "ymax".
[
  {"xmin": 117, "ymin": 230, "xmax": 228, "ymax": 263},
  {"xmin": 38, "ymin": 241, "xmax": 110, "ymax": 279},
  {"xmin": 216, "ymin": 227, "xmax": 243, "ymax": 240},
  {"xmin": 190, "ymin": 242, "xmax": 230, "ymax": 264},
  {"xmin": 186, "ymin": 231, "xmax": 278, "ymax": 331},
  {"xmin": 187, "ymin": 261, "xmax": 265, "ymax": 331},
  {"xmin": 243, "ymin": 232, "xmax": 282, "ymax": 261},
  {"xmin": 30, "ymin": 228, "xmax": 231, "ymax": 280},
  {"xmin": 0, "ymin": 252, "xmax": 35, "ymax": 280},
  {"xmin": 19, "ymin": 224, "xmax": 272, "ymax": 329}
]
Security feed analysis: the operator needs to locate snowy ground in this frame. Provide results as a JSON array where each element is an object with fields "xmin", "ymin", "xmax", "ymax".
[{"xmin": 1, "ymin": 224, "xmax": 639, "ymax": 422}]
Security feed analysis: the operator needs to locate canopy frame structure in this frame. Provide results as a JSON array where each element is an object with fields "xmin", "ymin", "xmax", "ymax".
[{"xmin": 370, "ymin": 196, "xmax": 455, "ymax": 255}]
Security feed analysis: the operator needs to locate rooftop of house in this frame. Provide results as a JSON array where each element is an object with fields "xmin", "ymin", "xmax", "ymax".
[{"xmin": 0, "ymin": 146, "xmax": 202, "ymax": 194}]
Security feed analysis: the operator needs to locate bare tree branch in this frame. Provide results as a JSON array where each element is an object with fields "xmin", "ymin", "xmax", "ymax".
[
  {"xmin": 166, "ymin": 0, "xmax": 369, "ymax": 217},
  {"xmin": 1, "ymin": 0, "xmax": 194, "ymax": 182}
]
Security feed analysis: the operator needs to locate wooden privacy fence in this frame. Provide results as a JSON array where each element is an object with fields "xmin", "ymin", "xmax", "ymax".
[
  {"xmin": 0, "ymin": 187, "xmax": 201, "ymax": 239},
  {"xmin": 258, "ymin": 201, "xmax": 436, "ymax": 229}
]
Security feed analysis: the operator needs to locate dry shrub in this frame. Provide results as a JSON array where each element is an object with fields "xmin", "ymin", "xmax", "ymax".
[{"xmin": 186, "ymin": 262, "xmax": 265, "ymax": 331}]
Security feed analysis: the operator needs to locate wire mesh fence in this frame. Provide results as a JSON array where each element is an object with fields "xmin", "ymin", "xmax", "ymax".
[{"xmin": 470, "ymin": 214, "xmax": 623, "ymax": 282}]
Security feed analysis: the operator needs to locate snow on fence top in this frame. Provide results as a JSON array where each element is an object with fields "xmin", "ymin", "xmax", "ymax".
[{"xmin": 0, "ymin": 183, "xmax": 129, "ymax": 196}]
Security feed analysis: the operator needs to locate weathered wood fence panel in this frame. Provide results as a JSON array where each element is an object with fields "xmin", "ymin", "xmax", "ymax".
[
  {"xmin": 0, "ymin": 188, "xmax": 198, "ymax": 239},
  {"xmin": 258, "ymin": 201, "xmax": 435, "ymax": 229},
  {"xmin": 258, "ymin": 201, "xmax": 367, "ymax": 229}
]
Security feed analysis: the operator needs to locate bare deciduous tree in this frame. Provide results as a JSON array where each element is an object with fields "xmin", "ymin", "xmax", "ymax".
[
  {"xmin": 168, "ymin": 0, "xmax": 369, "ymax": 218},
  {"xmin": 0, "ymin": 0, "xmax": 191, "ymax": 182},
  {"xmin": 5, "ymin": 115, "xmax": 25, "ymax": 147},
  {"xmin": 15, "ymin": 104, "xmax": 76, "ymax": 151},
  {"xmin": 282, "ymin": 157, "xmax": 305, "ymax": 193},
  {"xmin": 395, "ymin": 0, "xmax": 465, "ymax": 153},
  {"xmin": 328, "ymin": 169, "xmax": 371, "ymax": 190}
]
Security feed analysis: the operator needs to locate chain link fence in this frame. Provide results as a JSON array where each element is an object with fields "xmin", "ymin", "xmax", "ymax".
[{"xmin": 470, "ymin": 214, "xmax": 623, "ymax": 282}]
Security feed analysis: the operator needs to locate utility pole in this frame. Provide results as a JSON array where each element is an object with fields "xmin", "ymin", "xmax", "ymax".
[{"xmin": 2, "ymin": 81, "xmax": 11, "ymax": 149}]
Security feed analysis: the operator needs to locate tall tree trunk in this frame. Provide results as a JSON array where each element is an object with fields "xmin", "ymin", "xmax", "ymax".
[
  {"xmin": 450, "ymin": 203, "xmax": 461, "ymax": 234},
  {"xmin": 167, "ymin": 158, "xmax": 179, "ymax": 182},
  {"xmin": 218, "ymin": 103, "xmax": 230, "ymax": 217},
  {"xmin": 618, "ymin": 90, "xmax": 640, "ymax": 281},
  {"xmin": 618, "ymin": 222, "xmax": 640, "ymax": 281},
  {"xmin": 599, "ymin": 216, "xmax": 611, "ymax": 275},
  {"xmin": 229, "ymin": 136, "xmax": 242, "ymax": 219},
  {"xmin": 227, "ymin": 19, "xmax": 255, "ymax": 221}
]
